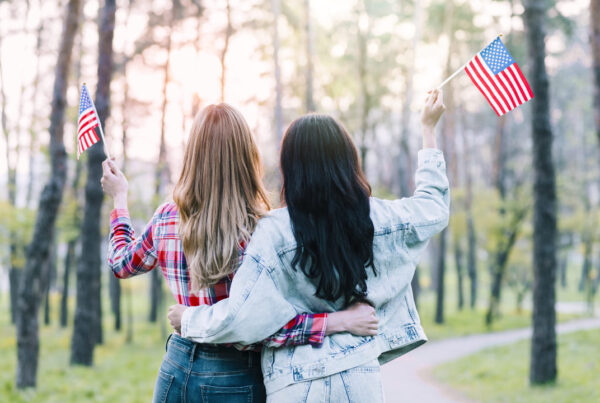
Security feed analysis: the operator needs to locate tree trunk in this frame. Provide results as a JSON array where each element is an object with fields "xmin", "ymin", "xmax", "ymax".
[
  {"xmin": 592, "ymin": 0, "xmax": 600, "ymax": 147},
  {"xmin": 455, "ymin": 242, "xmax": 464, "ymax": 310},
  {"xmin": 524, "ymin": 0, "xmax": 558, "ymax": 385},
  {"xmin": 71, "ymin": 0, "xmax": 116, "ymax": 366},
  {"xmin": 466, "ymin": 214, "xmax": 477, "ymax": 308},
  {"xmin": 220, "ymin": 0, "xmax": 232, "ymax": 103},
  {"xmin": 579, "ymin": 238, "xmax": 592, "ymax": 292},
  {"xmin": 26, "ymin": 21, "xmax": 45, "ymax": 207},
  {"xmin": 9, "ymin": 268, "xmax": 22, "ymax": 324},
  {"xmin": 411, "ymin": 266, "xmax": 420, "ymax": 309},
  {"xmin": 434, "ymin": 0, "xmax": 456, "ymax": 325},
  {"xmin": 149, "ymin": 269, "xmax": 163, "ymax": 322},
  {"xmin": 1, "ymin": 18, "xmax": 23, "ymax": 327},
  {"xmin": 486, "ymin": 208, "xmax": 527, "ymax": 325},
  {"xmin": 15, "ymin": 0, "xmax": 81, "ymax": 388},
  {"xmin": 559, "ymin": 255, "xmax": 567, "ymax": 288},
  {"xmin": 43, "ymin": 237, "xmax": 57, "ymax": 326},
  {"xmin": 60, "ymin": 240, "xmax": 75, "ymax": 327},
  {"xmin": 304, "ymin": 0, "xmax": 315, "ymax": 112},
  {"xmin": 398, "ymin": 0, "xmax": 421, "ymax": 196},
  {"xmin": 109, "ymin": 273, "xmax": 121, "ymax": 330},
  {"xmin": 272, "ymin": 0, "xmax": 283, "ymax": 144},
  {"xmin": 148, "ymin": 1, "xmax": 175, "ymax": 323},
  {"xmin": 435, "ymin": 229, "xmax": 447, "ymax": 324}
]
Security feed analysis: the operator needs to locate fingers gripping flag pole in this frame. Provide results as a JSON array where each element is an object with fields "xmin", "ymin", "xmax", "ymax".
[
  {"xmin": 77, "ymin": 83, "xmax": 111, "ymax": 159},
  {"xmin": 437, "ymin": 34, "xmax": 534, "ymax": 116}
]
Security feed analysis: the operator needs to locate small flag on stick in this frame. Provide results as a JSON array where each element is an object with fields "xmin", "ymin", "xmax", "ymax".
[
  {"xmin": 438, "ymin": 36, "xmax": 533, "ymax": 116},
  {"xmin": 77, "ymin": 83, "xmax": 110, "ymax": 159}
]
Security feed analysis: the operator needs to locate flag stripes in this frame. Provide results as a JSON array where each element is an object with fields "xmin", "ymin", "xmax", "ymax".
[
  {"xmin": 463, "ymin": 37, "xmax": 533, "ymax": 116},
  {"xmin": 77, "ymin": 84, "xmax": 101, "ymax": 159}
]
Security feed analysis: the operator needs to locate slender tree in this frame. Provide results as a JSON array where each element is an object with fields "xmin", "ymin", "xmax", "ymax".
[
  {"xmin": 398, "ymin": 0, "xmax": 422, "ymax": 197},
  {"xmin": 272, "ymin": 0, "xmax": 283, "ymax": 143},
  {"xmin": 15, "ymin": 0, "xmax": 81, "ymax": 388},
  {"xmin": 71, "ymin": 0, "xmax": 116, "ymax": 365},
  {"xmin": 592, "ymin": 0, "xmax": 600, "ymax": 147},
  {"xmin": 1, "ymin": 20, "xmax": 23, "ymax": 325},
  {"xmin": 524, "ymin": 0, "xmax": 558, "ymax": 384},
  {"xmin": 434, "ymin": 0, "xmax": 456, "ymax": 325},
  {"xmin": 304, "ymin": 0, "xmax": 315, "ymax": 112},
  {"xmin": 220, "ymin": 0, "xmax": 233, "ymax": 102}
]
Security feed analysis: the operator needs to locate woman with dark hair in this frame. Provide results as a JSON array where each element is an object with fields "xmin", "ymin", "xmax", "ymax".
[{"xmin": 168, "ymin": 89, "xmax": 449, "ymax": 401}]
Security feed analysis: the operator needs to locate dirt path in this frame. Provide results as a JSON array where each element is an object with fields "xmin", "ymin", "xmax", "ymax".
[{"xmin": 381, "ymin": 310, "xmax": 600, "ymax": 403}]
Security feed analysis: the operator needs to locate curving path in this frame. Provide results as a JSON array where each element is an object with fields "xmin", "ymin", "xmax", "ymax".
[{"xmin": 381, "ymin": 304, "xmax": 600, "ymax": 403}]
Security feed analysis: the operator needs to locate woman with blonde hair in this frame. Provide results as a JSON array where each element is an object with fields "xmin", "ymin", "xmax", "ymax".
[{"xmin": 101, "ymin": 103, "xmax": 377, "ymax": 402}]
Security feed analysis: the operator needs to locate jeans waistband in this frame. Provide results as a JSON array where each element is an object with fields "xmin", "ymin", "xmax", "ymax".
[{"xmin": 166, "ymin": 333, "xmax": 261, "ymax": 367}]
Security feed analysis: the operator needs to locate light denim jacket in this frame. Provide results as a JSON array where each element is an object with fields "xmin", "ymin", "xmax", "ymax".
[{"xmin": 180, "ymin": 148, "xmax": 450, "ymax": 394}]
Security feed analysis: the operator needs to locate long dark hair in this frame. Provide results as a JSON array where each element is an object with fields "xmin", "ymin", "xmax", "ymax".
[{"xmin": 280, "ymin": 114, "xmax": 375, "ymax": 304}]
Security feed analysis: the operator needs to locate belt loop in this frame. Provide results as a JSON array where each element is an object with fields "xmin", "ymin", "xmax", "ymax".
[
  {"xmin": 189, "ymin": 341, "xmax": 197, "ymax": 367},
  {"xmin": 249, "ymin": 351, "xmax": 253, "ymax": 368},
  {"xmin": 165, "ymin": 333, "xmax": 173, "ymax": 352}
]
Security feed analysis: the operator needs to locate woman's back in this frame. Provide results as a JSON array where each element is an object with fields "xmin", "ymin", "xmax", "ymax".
[{"xmin": 109, "ymin": 201, "xmax": 239, "ymax": 307}]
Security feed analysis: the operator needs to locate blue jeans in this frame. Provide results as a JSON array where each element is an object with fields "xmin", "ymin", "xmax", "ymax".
[{"xmin": 153, "ymin": 333, "xmax": 266, "ymax": 403}]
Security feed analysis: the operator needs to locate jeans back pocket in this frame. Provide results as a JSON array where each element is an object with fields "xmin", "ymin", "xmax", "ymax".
[{"xmin": 153, "ymin": 370, "xmax": 175, "ymax": 403}]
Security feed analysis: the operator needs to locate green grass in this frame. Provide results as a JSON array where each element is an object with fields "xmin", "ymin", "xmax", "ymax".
[
  {"xmin": 0, "ymin": 259, "xmax": 593, "ymax": 402},
  {"xmin": 0, "ymin": 279, "xmax": 166, "ymax": 403},
  {"xmin": 432, "ymin": 329, "xmax": 600, "ymax": 403}
]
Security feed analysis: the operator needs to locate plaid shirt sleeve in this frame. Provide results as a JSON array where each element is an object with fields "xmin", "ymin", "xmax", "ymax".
[
  {"xmin": 108, "ymin": 208, "xmax": 159, "ymax": 278},
  {"xmin": 260, "ymin": 312, "xmax": 328, "ymax": 348}
]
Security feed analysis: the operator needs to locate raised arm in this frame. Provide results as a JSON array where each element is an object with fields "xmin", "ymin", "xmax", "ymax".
[
  {"xmin": 102, "ymin": 159, "xmax": 159, "ymax": 278},
  {"xmin": 389, "ymin": 89, "xmax": 450, "ymax": 246}
]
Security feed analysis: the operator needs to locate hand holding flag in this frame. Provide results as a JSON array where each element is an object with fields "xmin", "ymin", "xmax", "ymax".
[{"xmin": 438, "ymin": 36, "xmax": 533, "ymax": 116}]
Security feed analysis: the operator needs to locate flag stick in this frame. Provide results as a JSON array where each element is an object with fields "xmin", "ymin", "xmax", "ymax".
[
  {"xmin": 83, "ymin": 83, "xmax": 111, "ymax": 159},
  {"xmin": 436, "ymin": 34, "xmax": 503, "ymax": 90},
  {"xmin": 437, "ymin": 62, "xmax": 468, "ymax": 90}
]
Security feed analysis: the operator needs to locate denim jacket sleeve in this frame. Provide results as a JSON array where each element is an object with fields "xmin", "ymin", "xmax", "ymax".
[
  {"xmin": 389, "ymin": 148, "xmax": 450, "ymax": 246},
  {"xmin": 180, "ymin": 253, "xmax": 299, "ymax": 346}
]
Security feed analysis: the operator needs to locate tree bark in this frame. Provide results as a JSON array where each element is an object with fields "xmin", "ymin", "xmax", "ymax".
[
  {"xmin": 71, "ymin": 0, "xmax": 116, "ymax": 366},
  {"xmin": 15, "ymin": 0, "xmax": 81, "ymax": 388},
  {"xmin": 60, "ymin": 240, "xmax": 75, "ymax": 327},
  {"xmin": 485, "ymin": 208, "xmax": 527, "ymax": 325},
  {"xmin": 1, "ymin": 18, "xmax": 23, "ymax": 327},
  {"xmin": 220, "ymin": 0, "xmax": 232, "ymax": 103},
  {"xmin": 434, "ymin": 228, "xmax": 447, "ymax": 324},
  {"xmin": 304, "ymin": 0, "xmax": 315, "ymax": 112},
  {"xmin": 272, "ymin": 0, "xmax": 283, "ymax": 144},
  {"xmin": 398, "ymin": 0, "xmax": 421, "ymax": 196},
  {"xmin": 43, "ymin": 236, "xmax": 57, "ymax": 326},
  {"xmin": 434, "ymin": 0, "xmax": 455, "ymax": 325},
  {"xmin": 524, "ymin": 0, "xmax": 558, "ymax": 385},
  {"xmin": 9, "ymin": 268, "xmax": 22, "ymax": 324},
  {"xmin": 455, "ymin": 242, "xmax": 464, "ymax": 310},
  {"xmin": 411, "ymin": 266, "xmax": 420, "ymax": 309},
  {"xmin": 592, "ymin": 0, "xmax": 600, "ymax": 147},
  {"xmin": 26, "ymin": 21, "xmax": 45, "ymax": 207}
]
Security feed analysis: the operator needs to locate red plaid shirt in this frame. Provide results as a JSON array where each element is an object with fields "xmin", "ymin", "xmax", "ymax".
[{"xmin": 108, "ymin": 202, "xmax": 327, "ymax": 351}]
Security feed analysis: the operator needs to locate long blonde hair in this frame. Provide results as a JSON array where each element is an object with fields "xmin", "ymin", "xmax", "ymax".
[{"xmin": 173, "ymin": 104, "xmax": 270, "ymax": 292}]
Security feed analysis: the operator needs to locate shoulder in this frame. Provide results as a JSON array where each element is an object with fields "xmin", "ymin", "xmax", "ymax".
[
  {"xmin": 154, "ymin": 201, "xmax": 179, "ymax": 218},
  {"xmin": 245, "ymin": 207, "xmax": 295, "ymax": 262},
  {"xmin": 369, "ymin": 197, "xmax": 408, "ymax": 234}
]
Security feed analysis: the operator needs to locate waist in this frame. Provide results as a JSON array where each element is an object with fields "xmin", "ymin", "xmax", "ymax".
[
  {"xmin": 261, "ymin": 323, "xmax": 427, "ymax": 394},
  {"xmin": 167, "ymin": 333, "xmax": 261, "ymax": 366}
]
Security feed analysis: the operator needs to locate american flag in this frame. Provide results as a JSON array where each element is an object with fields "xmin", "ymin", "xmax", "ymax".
[
  {"xmin": 465, "ymin": 37, "xmax": 533, "ymax": 116},
  {"xmin": 77, "ymin": 84, "xmax": 100, "ymax": 159}
]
